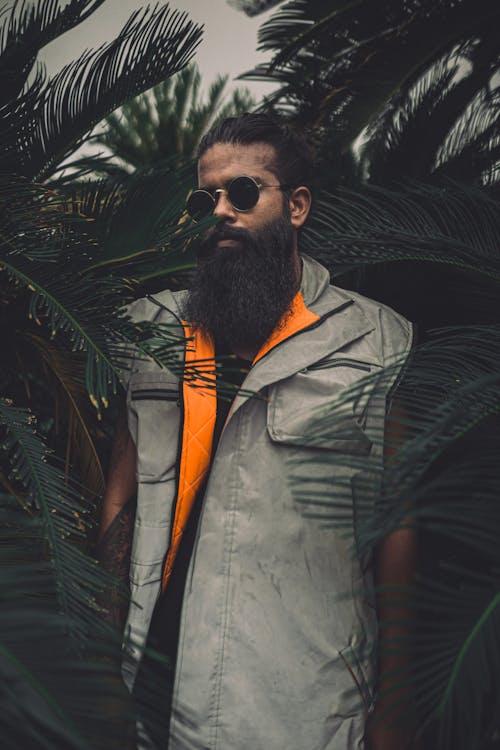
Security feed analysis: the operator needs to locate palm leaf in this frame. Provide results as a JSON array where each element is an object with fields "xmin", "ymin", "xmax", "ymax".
[
  {"xmin": 26, "ymin": 333, "xmax": 105, "ymax": 498},
  {"xmin": 0, "ymin": 175, "xmax": 192, "ymax": 409},
  {"xmin": 68, "ymin": 161, "xmax": 202, "ymax": 265},
  {"xmin": 91, "ymin": 62, "xmax": 255, "ymax": 176},
  {"xmin": 305, "ymin": 182, "xmax": 500, "ymax": 275},
  {"xmin": 364, "ymin": 36, "xmax": 500, "ymax": 184},
  {"xmin": 3, "ymin": 4, "xmax": 203, "ymax": 179},
  {"xmin": 0, "ymin": 0, "xmax": 107, "ymax": 108},
  {"xmin": 0, "ymin": 493, "xmax": 136, "ymax": 749},
  {"xmin": 0, "ymin": 401, "xmax": 111, "ymax": 637},
  {"xmin": 246, "ymin": 0, "xmax": 500, "ymax": 156}
]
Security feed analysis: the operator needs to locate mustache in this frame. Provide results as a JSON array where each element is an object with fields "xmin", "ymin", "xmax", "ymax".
[{"xmin": 200, "ymin": 224, "xmax": 252, "ymax": 255}]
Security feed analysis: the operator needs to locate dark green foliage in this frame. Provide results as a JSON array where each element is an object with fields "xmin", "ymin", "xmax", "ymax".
[
  {"xmin": 2, "ymin": 2, "xmax": 203, "ymax": 180},
  {"xmin": 0, "ymin": 2, "xmax": 206, "ymax": 747},
  {"xmin": 92, "ymin": 62, "xmax": 255, "ymax": 176},
  {"xmin": 245, "ymin": 0, "xmax": 500, "ymax": 191}
]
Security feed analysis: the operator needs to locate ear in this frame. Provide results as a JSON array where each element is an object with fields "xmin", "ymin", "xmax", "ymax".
[{"xmin": 288, "ymin": 186, "xmax": 312, "ymax": 229}]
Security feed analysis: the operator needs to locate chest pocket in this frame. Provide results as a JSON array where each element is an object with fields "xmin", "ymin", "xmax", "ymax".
[
  {"xmin": 267, "ymin": 356, "xmax": 383, "ymax": 454},
  {"xmin": 129, "ymin": 372, "xmax": 181, "ymax": 481}
]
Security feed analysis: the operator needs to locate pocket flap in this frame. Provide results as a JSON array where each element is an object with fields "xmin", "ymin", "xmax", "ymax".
[
  {"xmin": 268, "ymin": 409, "xmax": 372, "ymax": 453},
  {"xmin": 267, "ymin": 364, "xmax": 374, "ymax": 454}
]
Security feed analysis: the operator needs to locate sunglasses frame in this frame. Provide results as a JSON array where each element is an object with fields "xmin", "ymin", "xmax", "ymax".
[{"xmin": 186, "ymin": 174, "xmax": 290, "ymax": 220}]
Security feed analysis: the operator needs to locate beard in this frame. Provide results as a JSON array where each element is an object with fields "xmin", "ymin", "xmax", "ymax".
[{"xmin": 181, "ymin": 213, "xmax": 299, "ymax": 354}]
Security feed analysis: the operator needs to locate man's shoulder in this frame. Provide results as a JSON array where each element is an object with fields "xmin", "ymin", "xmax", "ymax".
[
  {"xmin": 319, "ymin": 281, "xmax": 413, "ymax": 366},
  {"xmin": 300, "ymin": 254, "xmax": 413, "ymax": 365},
  {"xmin": 302, "ymin": 254, "xmax": 410, "ymax": 327},
  {"xmin": 332, "ymin": 282, "xmax": 410, "ymax": 327},
  {"xmin": 115, "ymin": 288, "xmax": 189, "ymax": 390},
  {"xmin": 123, "ymin": 288, "xmax": 188, "ymax": 325}
]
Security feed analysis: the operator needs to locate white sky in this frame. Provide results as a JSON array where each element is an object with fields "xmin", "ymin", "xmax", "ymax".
[{"xmin": 39, "ymin": 0, "xmax": 280, "ymax": 103}]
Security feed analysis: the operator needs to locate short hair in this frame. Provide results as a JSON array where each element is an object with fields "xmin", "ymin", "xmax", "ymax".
[{"xmin": 197, "ymin": 113, "xmax": 315, "ymax": 194}]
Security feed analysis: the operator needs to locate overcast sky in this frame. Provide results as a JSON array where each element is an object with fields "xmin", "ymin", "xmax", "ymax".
[{"xmin": 39, "ymin": 0, "xmax": 280, "ymax": 103}]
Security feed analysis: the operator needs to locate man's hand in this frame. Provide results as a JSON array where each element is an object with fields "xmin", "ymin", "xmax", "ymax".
[{"xmin": 96, "ymin": 401, "xmax": 137, "ymax": 629}]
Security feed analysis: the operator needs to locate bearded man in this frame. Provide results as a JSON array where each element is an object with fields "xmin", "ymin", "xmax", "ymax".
[{"xmin": 98, "ymin": 114, "xmax": 416, "ymax": 750}]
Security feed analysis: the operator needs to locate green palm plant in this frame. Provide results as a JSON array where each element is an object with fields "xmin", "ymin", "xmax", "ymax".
[
  {"xmin": 92, "ymin": 62, "xmax": 255, "ymax": 176},
  {"xmin": 245, "ymin": 0, "xmax": 500, "ymax": 190},
  {"xmin": 0, "ymin": 2, "xmax": 212, "ymax": 746},
  {"xmin": 0, "ymin": 0, "xmax": 205, "ymax": 487},
  {"xmin": 362, "ymin": 39, "xmax": 500, "ymax": 187}
]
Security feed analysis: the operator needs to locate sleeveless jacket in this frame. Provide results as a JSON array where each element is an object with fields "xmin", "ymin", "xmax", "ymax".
[{"xmin": 119, "ymin": 254, "xmax": 413, "ymax": 750}]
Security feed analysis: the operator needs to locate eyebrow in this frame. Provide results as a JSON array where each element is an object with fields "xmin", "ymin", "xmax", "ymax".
[{"xmin": 198, "ymin": 174, "xmax": 263, "ymax": 191}]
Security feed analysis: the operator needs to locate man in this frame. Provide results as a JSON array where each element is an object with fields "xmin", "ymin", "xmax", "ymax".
[{"xmin": 98, "ymin": 113, "xmax": 416, "ymax": 750}]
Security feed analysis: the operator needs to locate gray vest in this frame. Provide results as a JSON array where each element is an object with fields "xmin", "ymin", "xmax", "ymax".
[{"xmin": 120, "ymin": 254, "xmax": 413, "ymax": 750}]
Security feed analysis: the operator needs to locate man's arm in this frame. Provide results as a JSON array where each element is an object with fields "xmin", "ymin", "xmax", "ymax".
[
  {"xmin": 367, "ymin": 402, "xmax": 419, "ymax": 750},
  {"xmin": 96, "ymin": 401, "xmax": 138, "ymax": 630}
]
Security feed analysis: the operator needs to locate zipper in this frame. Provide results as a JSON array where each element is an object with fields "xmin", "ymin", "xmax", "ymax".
[
  {"xmin": 140, "ymin": 295, "xmax": 188, "ymax": 590},
  {"xmin": 306, "ymin": 357, "xmax": 372, "ymax": 373},
  {"xmin": 169, "ymin": 343, "xmax": 185, "ymax": 573},
  {"xmin": 148, "ymin": 303, "xmax": 186, "ymax": 588},
  {"xmin": 131, "ymin": 388, "xmax": 180, "ymax": 403}
]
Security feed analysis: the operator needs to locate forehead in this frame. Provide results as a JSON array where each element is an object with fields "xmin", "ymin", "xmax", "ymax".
[{"xmin": 198, "ymin": 142, "xmax": 278, "ymax": 187}]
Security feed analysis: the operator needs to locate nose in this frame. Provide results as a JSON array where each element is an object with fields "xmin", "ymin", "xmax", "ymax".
[{"xmin": 213, "ymin": 190, "xmax": 237, "ymax": 221}]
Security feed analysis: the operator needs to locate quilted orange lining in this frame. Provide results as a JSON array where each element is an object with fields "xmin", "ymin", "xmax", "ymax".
[
  {"xmin": 253, "ymin": 291, "xmax": 320, "ymax": 364},
  {"xmin": 161, "ymin": 324, "xmax": 216, "ymax": 591},
  {"xmin": 161, "ymin": 291, "xmax": 320, "ymax": 590}
]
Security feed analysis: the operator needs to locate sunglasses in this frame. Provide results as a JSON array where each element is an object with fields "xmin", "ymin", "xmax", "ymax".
[{"xmin": 186, "ymin": 175, "xmax": 289, "ymax": 220}]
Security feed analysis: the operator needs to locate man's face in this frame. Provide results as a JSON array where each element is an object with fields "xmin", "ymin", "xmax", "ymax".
[
  {"xmin": 197, "ymin": 142, "xmax": 294, "ymax": 250},
  {"xmin": 181, "ymin": 141, "xmax": 302, "ymax": 357}
]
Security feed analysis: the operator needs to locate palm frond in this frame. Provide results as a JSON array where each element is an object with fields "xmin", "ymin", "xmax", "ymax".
[
  {"xmin": 363, "ymin": 32, "xmax": 500, "ymax": 184},
  {"xmin": 362, "ymin": 54, "xmax": 460, "ymax": 180},
  {"xmin": 26, "ymin": 333, "xmax": 105, "ymax": 498},
  {"xmin": 0, "ymin": 175, "xmax": 194, "ymax": 407},
  {"xmin": 413, "ymin": 566, "xmax": 500, "ymax": 749},
  {"xmin": 435, "ymin": 85, "xmax": 500, "ymax": 185},
  {"xmin": 64, "ymin": 162, "xmax": 207, "ymax": 273},
  {"xmin": 0, "ymin": 495, "xmax": 134, "ymax": 750},
  {"xmin": 307, "ymin": 181, "xmax": 500, "ymax": 268},
  {"xmin": 0, "ymin": 401, "xmax": 112, "ymax": 638},
  {"xmin": 92, "ymin": 62, "xmax": 255, "ymax": 175},
  {"xmin": 246, "ymin": 0, "xmax": 500, "ymax": 157},
  {"xmin": 4, "ymin": 4, "xmax": 203, "ymax": 179},
  {"xmin": 0, "ymin": 0, "xmax": 107, "ymax": 108}
]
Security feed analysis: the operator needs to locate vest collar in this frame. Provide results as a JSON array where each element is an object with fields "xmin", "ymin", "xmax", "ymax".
[{"xmin": 300, "ymin": 252, "xmax": 332, "ymax": 308}]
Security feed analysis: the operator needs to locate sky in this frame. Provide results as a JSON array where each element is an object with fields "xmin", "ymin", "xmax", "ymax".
[{"xmin": 39, "ymin": 0, "xmax": 281, "ymax": 103}]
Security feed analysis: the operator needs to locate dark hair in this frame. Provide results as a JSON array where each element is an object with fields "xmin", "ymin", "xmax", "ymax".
[{"xmin": 197, "ymin": 112, "xmax": 315, "ymax": 194}]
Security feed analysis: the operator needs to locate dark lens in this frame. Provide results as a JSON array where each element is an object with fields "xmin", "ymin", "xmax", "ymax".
[
  {"xmin": 186, "ymin": 190, "xmax": 214, "ymax": 219},
  {"xmin": 228, "ymin": 176, "xmax": 259, "ymax": 211}
]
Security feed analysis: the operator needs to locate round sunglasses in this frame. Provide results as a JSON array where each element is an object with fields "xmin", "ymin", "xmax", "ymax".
[{"xmin": 186, "ymin": 175, "xmax": 289, "ymax": 220}]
